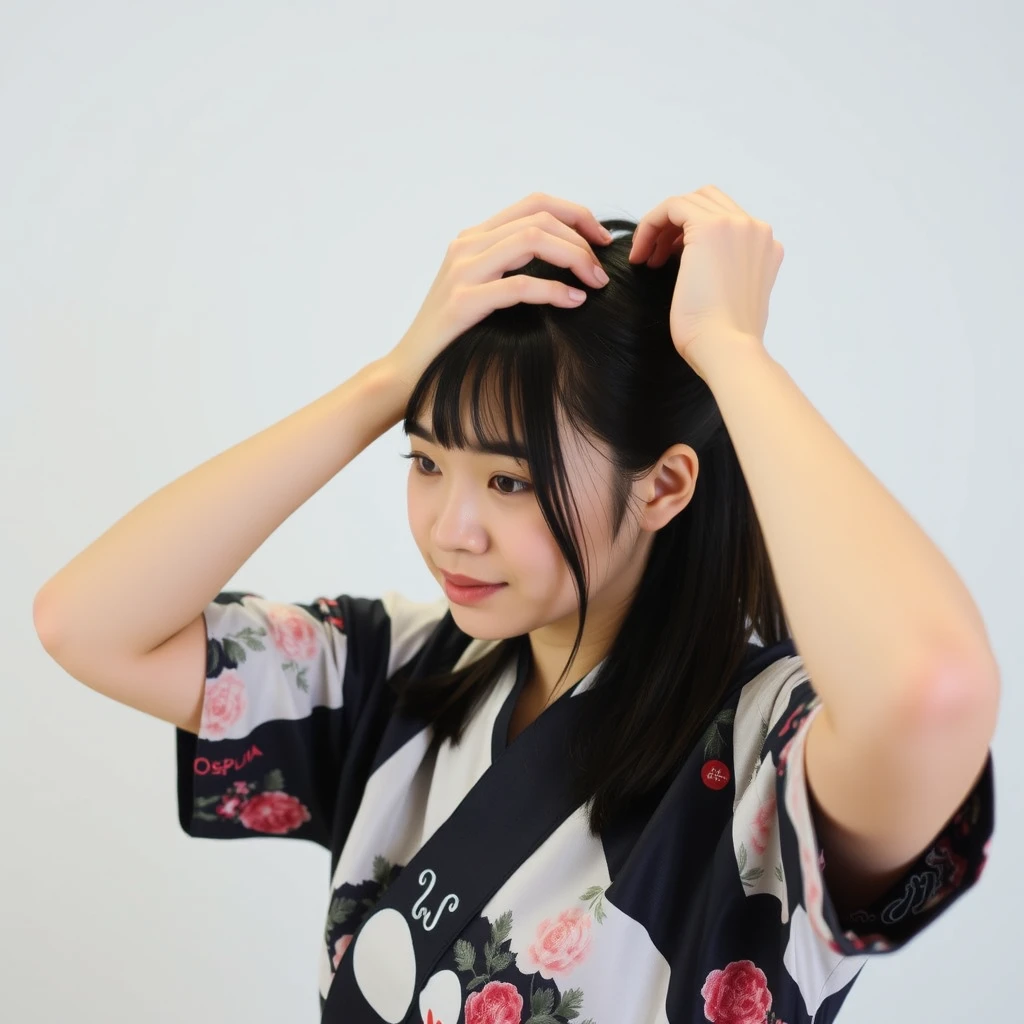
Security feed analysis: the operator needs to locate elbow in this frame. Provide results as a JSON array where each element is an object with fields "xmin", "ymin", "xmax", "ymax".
[{"xmin": 33, "ymin": 587, "xmax": 65, "ymax": 653}]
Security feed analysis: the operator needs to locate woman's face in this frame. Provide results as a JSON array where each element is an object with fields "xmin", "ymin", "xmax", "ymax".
[{"xmin": 405, "ymin": 400, "xmax": 651, "ymax": 646}]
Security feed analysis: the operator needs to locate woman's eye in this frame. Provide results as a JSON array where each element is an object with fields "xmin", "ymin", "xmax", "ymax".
[{"xmin": 400, "ymin": 452, "xmax": 530, "ymax": 495}]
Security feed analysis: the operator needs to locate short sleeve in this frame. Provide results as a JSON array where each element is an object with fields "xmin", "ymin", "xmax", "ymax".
[
  {"xmin": 175, "ymin": 588, "xmax": 449, "ymax": 850},
  {"xmin": 762, "ymin": 678, "xmax": 995, "ymax": 957}
]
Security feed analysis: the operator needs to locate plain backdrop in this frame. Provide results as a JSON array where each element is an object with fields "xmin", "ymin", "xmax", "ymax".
[{"xmin": 3, "ymin": 1, "xmax": 1021, "ymax": 1021}]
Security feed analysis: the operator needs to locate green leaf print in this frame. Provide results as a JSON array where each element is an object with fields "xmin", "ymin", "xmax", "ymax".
[
  {"xmin": 579, "ymin": 885, "xmax": 607, "ymax": 924},
  {"xmin": 702, "ymin": 709, "xmax": 735, "ymax": 759},
  {"xmin": 488, "ymin": 951, "xmax": 514, "ymax": 972},
  {"xmin": 491, "ymin": 909, "xmax": 513, "ymax": 946},
  {"xmin": 263, "ymin": 769, "xmax": 285, "ymax": 792},
  {"xmin": 223, "ymin": 638, "xmax": 248, "ymax": 666},
  {"xmin": 281, "ymin": 659, "xmax": 310, "ymax": 693},
  {"xmin": 222, "ymin": 626, "xmax": 267, "ymax": 666},
  {"xmin": 775, "ymin": 863, "xmax": 784, "ymax": 882},
  {"xmin": 327, "ymin": 896, "xmax": 359, "ymax": 928},
  {"xmin": 456, "ymin": 912, "xmax": 518, "ymax": 990},
  {"xmin": 454, "ymin": 939, "xmax": 477, "ymax": 974},
  {"xmin": 372, "ymin": 855, "xmax": 394, "ymax": 888},
  {"xmin": 737, "ymin": 842, "xmax": 764, "ymax": 886},
  {"xmin": 555, "ymin": 988, "xmax": 584, "ymax": 1020},
  {"xmin": 532, "ymin": 988, "xmax": 556, "ymax": 1017}
]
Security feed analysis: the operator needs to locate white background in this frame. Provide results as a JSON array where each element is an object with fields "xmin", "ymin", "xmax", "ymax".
[{"xmin": 3, "ymin": 1, "xmax": 1020, "ymax": 1020}]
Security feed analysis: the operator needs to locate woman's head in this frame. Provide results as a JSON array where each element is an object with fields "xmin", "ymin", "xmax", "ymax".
[
  {"xmin": 394, "ymin": 218, "xmax": 790, "ymax": 833},
  {"xmin": 403, "ymin": 345, "xmax": 699, "ymax": 690}
]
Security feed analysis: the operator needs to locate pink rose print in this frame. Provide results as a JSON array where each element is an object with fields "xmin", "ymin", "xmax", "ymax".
[
  {"xmin": 333, "ymin": 934, "xmax": 353, "ymax": 968},
  {"xmin": 237, "ymin": 790, "xmax": 311, "ymax": 834},
  {"xmin": 424, "ymin": 1011, "xmax": 442, "ymax": 1024},
  {"xmin": 267, "ymin": 607, "xmax": 320, "ymax": 660},
  {"xmin": 750, "ymin": 793, "xmax": 776, "ymax": 855},
  {"xmin": 464, "ymin": 980, "xmax": 522, "ymax": 1024},
  {"xmin": 201, "ymin": 672, "xmax": 247, "ymax": 738},
  {"xmin": 701, "ymin": 959, "xmax": 773, "ymax": 1024},
  {"xmin": 527, "ymin": 906, "xmax": 593, "ymax": 976}
]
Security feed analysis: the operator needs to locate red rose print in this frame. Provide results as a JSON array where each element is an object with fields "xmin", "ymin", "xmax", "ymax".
[
  {"xmin": 333, "ymin": 934, "xmax": 353, "ymax": 968},
  {"xmin": 216, "ymin": 795, "xmax": 245, "ymax": 819},
  {"xmin": 701, "ymin": 959, "xmax": 772, "ymax": 1024},
  {"xmin": 527, "ymin": 906, "xmax": 593, "ymax": 976},
  {"xmin": 237, "ymin": 790, "xmax": 311, "ymax": 834},
  {"xmin": 200, "ymin": 672, "xmax": 247, "ymax": 738},
  {"xmin": 464, "ymin": 980, "xmax": 522, "ymax": 1024},
  {"xmin": 267, "ymin": 607, "xmax": 320, "ymax": 660}
]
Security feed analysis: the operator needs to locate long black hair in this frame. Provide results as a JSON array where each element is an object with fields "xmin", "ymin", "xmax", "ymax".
[{"xmin": 390, "ymin": 218, "xmax": 791, "ymax": 836}]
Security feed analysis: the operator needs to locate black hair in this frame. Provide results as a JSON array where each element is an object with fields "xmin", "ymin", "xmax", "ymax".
[{"xmin": 390, "ymin": 218, "xmax": 791, "ymax": 836}]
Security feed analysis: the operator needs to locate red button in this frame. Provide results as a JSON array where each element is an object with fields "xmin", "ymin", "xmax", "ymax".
[{"xmin": 702, "ymin": 760, "xmax": 731, "ymax": 790}]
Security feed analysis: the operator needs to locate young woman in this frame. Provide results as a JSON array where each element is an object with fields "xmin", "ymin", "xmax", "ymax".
[{"xmin": 35, "ymin": 188, "xmax": 998, "ymax": 1024}]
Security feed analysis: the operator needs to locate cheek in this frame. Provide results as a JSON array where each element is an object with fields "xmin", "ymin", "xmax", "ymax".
[{"xmin": 407, "ymin": 477, "xmax": 430, "ymax": 548}]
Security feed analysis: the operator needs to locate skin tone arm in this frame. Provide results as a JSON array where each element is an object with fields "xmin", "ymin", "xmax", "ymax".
[
  {"xmin": 33, "ymin": 357, "xmax": 407, "ymax": 660},
  {"xmin": 33, "ymin": 193, "xmax": 611, "ymax": 718}
]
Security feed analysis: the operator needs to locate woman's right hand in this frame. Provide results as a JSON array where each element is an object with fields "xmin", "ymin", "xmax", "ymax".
[{"xmin": 384, "ymin": 192, "xmax": 613, "ymax": 397}]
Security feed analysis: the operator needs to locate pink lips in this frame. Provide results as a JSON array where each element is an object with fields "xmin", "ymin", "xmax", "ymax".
[
  {"xmin": 440, "ymin": 570, "xmax": 507, "ymax": 605},
  {"xmin": 441, "ymin": 570, "xmax": 501, "ymax": 587}
]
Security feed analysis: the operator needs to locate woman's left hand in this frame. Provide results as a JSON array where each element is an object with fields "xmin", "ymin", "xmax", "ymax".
[{"xmin": 628, "ymin": 185, "xmax": 785, "ymax": 381}]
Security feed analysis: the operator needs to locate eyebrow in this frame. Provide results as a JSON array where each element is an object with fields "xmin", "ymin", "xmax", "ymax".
[{"xmin": 405, "ymin": 421, "xmax": 529, "ymax": 464}]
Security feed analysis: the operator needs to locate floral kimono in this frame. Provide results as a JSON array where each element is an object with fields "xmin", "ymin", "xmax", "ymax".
[{"xmin": 176, "ymin": 589, "xmax": 994, "ymax": 1024}]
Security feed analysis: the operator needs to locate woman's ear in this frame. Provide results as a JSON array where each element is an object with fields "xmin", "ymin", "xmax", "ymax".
[{"xmin": 636, "ymin": 444, "xmax": 699, "ymax": 532}]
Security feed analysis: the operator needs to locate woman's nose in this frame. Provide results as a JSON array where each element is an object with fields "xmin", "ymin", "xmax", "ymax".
[{"xmin": 432, "ymin": 485, "xmax": 488, "ymax": 553}]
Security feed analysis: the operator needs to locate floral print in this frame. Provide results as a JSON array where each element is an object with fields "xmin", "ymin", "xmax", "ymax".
[
  {"xmin": 416, "ymin": 888, "xmax": 608, "ymax": 1024},
  {"xmin": 178, "ymin": 595, "xmax": 995, "ymax": 1024},
  {"xmin": 464, "ymin": 980, "xmax": 523, "ymax": 1024},
  {"xmin": 200, "ymin": 672, "xmax": 247, "ymax": 738},
  {"xmin": 526, "ymin": 907, "xmax": 593, "ymax": 977},
  {"xmin": 191, "ymin": 772, "xmax": 311, "ymax": 834},
  {"xmin": 701, "ymin": 960, "xmax": 787, "ymax": 1024},
  {"xmin": 204, "ymin": 594, "xmax": 344, "ymax": 703},
  {"xmin": 324, "ymin": 855, "xmax": 402, "ymax": 969}
]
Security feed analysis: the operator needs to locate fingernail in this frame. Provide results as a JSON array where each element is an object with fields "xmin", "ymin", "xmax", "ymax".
[
  {"xmin": 600, "ymin": 226, "xmax": 613, "ymax": 241},
  {"xmin": 593, "ymin": 265, "xmax": 609, "ymax": 285}
]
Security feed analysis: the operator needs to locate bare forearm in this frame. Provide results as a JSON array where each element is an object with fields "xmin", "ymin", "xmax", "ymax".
[
  {"xmin": 35, "ymin": 357, "xmax": 407, "ymax": 658},
  {"xmin": 703, "ymin": 343, "xmax": 998, "ymax": 740}
]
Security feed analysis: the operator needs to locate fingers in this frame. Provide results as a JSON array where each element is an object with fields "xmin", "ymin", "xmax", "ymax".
[
  {"xmin": 629, "ymin": 188, "xmax": 744, "ymax": 264},
  {"xmin": 473, "ymin": 191, "xmax": 612, "ymax": 252},
  {"xmin": 476, "ymin": 210, "xmax": 605, "ymax": 267},
  {"xmin": 491, "ymin": 228, "xmax": 610, "ymax": 289},
  {"xmin": 629, "ymin": 196, "xmax": 691, "ymax": 265},
  {"xmin": 470, "ymin": 275, "xmax": 590, "ymax": 315}
]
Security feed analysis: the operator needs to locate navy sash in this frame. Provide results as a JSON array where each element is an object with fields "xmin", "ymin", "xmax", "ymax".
[{"xmin": 321, "ymin": 615, "xmax": 795, "ymax": 1023}]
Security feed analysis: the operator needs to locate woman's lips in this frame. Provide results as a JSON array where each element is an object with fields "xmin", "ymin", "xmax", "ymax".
[{"xmin": 441, "ymin": 575, "xmax": 507, "ymax": 605}]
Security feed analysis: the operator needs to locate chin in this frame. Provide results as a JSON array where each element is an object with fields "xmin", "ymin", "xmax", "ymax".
[{"xmin": 447, "ymin": 604, "xmax": 523, "ymax": 641}]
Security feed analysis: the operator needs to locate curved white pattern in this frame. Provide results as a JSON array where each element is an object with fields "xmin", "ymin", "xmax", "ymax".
[
  {"xmin": 352, "ymin": 908, "xmax": 417, "ymax": 1023},
  {"xmin": 411, "ymin": 868, "xmax": 460, "ymax": 931},
  {"xmin": 419, "ymin": 969, "xmax": 463, "ymax": 1024}
]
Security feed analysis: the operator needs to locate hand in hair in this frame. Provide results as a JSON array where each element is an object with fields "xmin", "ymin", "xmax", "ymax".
[{"xmin": 628, "ymin": 185, "xmax": 785, "ymax": 382}]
